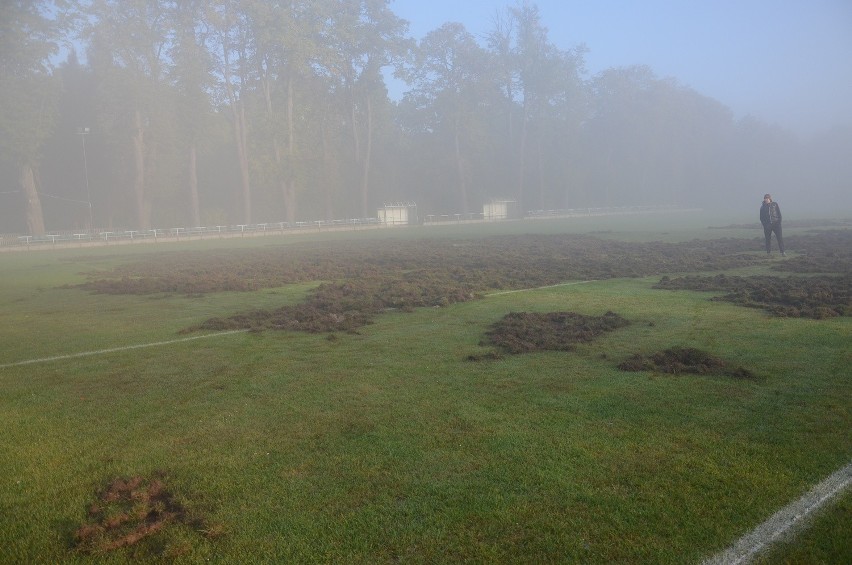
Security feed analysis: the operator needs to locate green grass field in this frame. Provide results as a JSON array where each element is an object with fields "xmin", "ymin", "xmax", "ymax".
[{"xmin": 1, "ymin": 214, "xmax": 849, "ymax": 563}]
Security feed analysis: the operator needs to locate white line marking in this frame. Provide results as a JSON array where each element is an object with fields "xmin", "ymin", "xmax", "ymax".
[
  {"xmin": 702, "ymin": 461, "xmax": 852, "ymax": 565},
  {"xmin": 2, "ymin": 281, "xmax": 596, "ymax": 369},
  {"xmin": 0, "ymin": 330, "xmax": 249, "ymax": 369},
  {"xmin": 486, "ymin": 279, "xmax": 599, "ymax": 297}
]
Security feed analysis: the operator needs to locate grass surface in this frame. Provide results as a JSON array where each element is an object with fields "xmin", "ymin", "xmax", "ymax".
[{"xmin": 1, "ymin": 214, "xmax": 849, "ymax": 563}]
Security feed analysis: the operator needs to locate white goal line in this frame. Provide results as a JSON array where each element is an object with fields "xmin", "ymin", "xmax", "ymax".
[{"xmin": 0, "ymin": 330, "xmax": 249, "ymax": 370}]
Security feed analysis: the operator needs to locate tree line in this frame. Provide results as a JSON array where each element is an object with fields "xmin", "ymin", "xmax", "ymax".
[{"xmin": 2, "ymin": 0, "xmax": 850, "ymax": 235}]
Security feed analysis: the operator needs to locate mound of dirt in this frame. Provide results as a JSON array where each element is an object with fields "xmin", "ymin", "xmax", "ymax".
[
  {"xmin": 654, "ymin": 273, "xmax": 851, "ymax": 318},
  {"xmin": 482, "ymin": 311, "xmax": 630, "ymax": 354},
  {"xmin": 618, "ymin": 347, "xmax": 757, "ymax": 379},
  {"xmin": 74, "ymin": 473, "xmax": 218, "ymax": 556}
]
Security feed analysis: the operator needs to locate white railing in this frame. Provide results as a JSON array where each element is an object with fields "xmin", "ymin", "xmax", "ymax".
[
  {"xmin": 1, "ymin": 205, "xmax": 696, "ymax": 250},
  {"xmin": 1, "ymin": 217, "xmax": 383, "ymax": 249}
]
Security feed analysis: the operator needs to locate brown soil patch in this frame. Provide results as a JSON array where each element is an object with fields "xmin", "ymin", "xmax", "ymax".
[
  {"xmin": 711, "ymin": 219, "xmax": 852, "ymax": 230},
  {"xmin": 618, "ymin": 347, "xmax": 758, "ymax": 379},
  {"xmin": 654, "ymin": 274, "xmax": 851, "ymax": 318},
  {"xmin": 74, "ymin": 472, "xmax": 218, "ymax": 556},
  {"xmin": 771, "ymin": 230, "xmax": 852, "ymax": 274},
  {"xmin": 69, "ymin": 233, "xmax": 768, "ymax": 297},
  {"xmin": 482, "ymin": 311, "xmax": 630, "ymax": 354},
  {"xmin": 187, "ymin": 271, "xmax": 480, "ymax": 334},
  {"xmin": 64, "ymin": 229, "xmax": 852, "ymax": 333}
]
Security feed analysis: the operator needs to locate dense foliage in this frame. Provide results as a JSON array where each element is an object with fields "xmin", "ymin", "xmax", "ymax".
[{"xmin": 2, "ymin": 1, "xmax": 851, "ymax": 234}]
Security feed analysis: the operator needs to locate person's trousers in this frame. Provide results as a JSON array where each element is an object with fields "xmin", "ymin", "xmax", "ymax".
[{"xmin": 763, "ymin": 222, "xmax": 784, "ymax": 253}]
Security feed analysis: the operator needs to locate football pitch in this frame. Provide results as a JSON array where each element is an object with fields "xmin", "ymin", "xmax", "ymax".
[{"xmin": 1, "ymin": 214, "xmax": 849, "ymax": 563}]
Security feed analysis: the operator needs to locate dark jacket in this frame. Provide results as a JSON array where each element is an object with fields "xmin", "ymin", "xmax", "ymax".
[{"xmin": 760, "ymin": 201, "xmax": 782, "ymax": 226}]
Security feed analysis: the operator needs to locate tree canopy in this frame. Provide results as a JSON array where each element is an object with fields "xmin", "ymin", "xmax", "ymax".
[{"xmin": 1, "ymin": 0, "xmax": 848, "ymax": 235}]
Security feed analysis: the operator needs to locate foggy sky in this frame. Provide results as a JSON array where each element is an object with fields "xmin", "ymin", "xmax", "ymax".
[{"xmin": 392, "ymin": 0, "xmax": 852, "ymax": 135}]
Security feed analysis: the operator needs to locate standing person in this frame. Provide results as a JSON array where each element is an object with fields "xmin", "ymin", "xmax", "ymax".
[{"xmin": 760, "ymin": 193, "xmax": 785, "ymax": 256}]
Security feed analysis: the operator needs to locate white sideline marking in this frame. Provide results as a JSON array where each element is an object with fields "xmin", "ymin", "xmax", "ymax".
[
  {"xmin": 702, "ymin": 461, "xmax": 852, "ymax": 565},
  {"xmin": 0, "ymin": 330, "xmax": 249, "ymax": 369},
  {"xmin": 486, "ymin": 279, "xmax": 599, "ymax": 297}
]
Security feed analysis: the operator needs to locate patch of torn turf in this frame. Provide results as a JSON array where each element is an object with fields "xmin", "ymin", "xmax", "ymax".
[
  {"xmin": 483, "ymin": 311, "xmax": 629, "ymax": 354},
  {"xmin": 618, "ymin": 347, "xmax": 758, "ymax": 379},
  {"xmin": 63, "ymin": 230, "xmax": 849, "ymax": 334},
  {"xmin": 653, "ymin": 273, "xmax": 851, "ymax": 318},
  {"xmin": 74, "ymin": 472, "xmax": 220, "ymax": 556},
  {"xmin": 183, "ymin": 273, "xmax": 480, "ymax": 334}
]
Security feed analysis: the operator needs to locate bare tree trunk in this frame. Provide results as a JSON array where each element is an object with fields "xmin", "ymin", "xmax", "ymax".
[
  {"xmin": 347, "ymin": 75, "xmax": 364, "ymax": 216},
  {"xmin": 132, "ymin": 108, "xmax": 150, "ymax": 229},
  {"xmin": 537, "ymin": 134, "xmax": 544, "ymax": 210},
  {"xmin": 22, "ymin": 163, "xmax": 45, "ymax": 235},
  {"xmin": 517, "ymin": 101, "xmax": 529, "ymax": 208},
  {"xmin": 284, "ymin": 75, "xmax": 296, "ymax": 224},
  {"xmin": 261, "ymin": 69, "xmax": 296, "ymax": 225},
  {"xmin": 236, "ymin": 103, "xmax": 251, "ymax": 223},
  {"xmin": 222, "ymin": 44, "xmax": 251, "ymax": 224},
  {"xmin": 188, "ymin": 143, "xmax": 200, "ymax": 226},
  {"xmin": 454, "ymin": 117, "xmax": 468, "ymax": 215},
  {"xmin": 506, "ymin": 84, "xmax": 515, "ymax": 173},
  {"xmin": 349, "ymin": 81, "xmax": 360, "ymax": 164},
  {"xmin": 322, "ymin": 118, "xmax": 334, "ymax": 221},
  {"xmin": 359, "ymin": 95, "xmax": 373, "ymax": 218},
  {"xmin": 604, "ymin": 147, "xmax": 614, "ymax": 207}
]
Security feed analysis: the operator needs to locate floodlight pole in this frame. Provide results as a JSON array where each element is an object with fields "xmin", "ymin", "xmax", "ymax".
[{"xmin": 77, "ymin": 127, "xmax": 93, "ymax": 230}]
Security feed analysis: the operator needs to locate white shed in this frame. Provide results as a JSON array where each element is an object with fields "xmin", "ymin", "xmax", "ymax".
[
  {"xmin": 483, "ymin": 200, "xmax": 519, "ymax": 220},
  {"xmin": 378, "ymin": 202, "xmax": 418, "ymax": 225}
]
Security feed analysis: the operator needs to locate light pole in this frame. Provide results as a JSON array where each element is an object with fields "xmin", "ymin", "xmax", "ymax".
[{"xmin": 77, "ymin": 127, "xmax": 93, "ymax": 230}]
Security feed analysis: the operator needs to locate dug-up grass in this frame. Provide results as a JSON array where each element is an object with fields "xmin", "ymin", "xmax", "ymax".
[
  {"xmin": 74, "ymin": 472, "xmax": 223, "ymax": 558},
  {"xmin": 618, "ymin": 346, "xmax": 760, "ymax": 380},
  {"xmin": 0, "ymin": 217, "xmax": 849, "ymax": 563},
  {"xmin": 477, "ymin": 310, "xmax": 630, "ymax": 355}
]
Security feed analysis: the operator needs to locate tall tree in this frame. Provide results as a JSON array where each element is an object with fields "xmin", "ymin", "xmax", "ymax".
[
  {"xmin": 508, "ymin": 1, "xmax": 553, "ymax": 209},
  {"xmin": 406, "ymin": 23, "xmax": 492, "ymax": 215},
  {"xmin": 170, "ymin": 0, "xmax": 215, "ymax": 227},
  {"xmin": 485, "ymin": 2, "xmax": 570, "ymax": 210},
  {"xmin": 250, "ymin": 1, "xmax": 322, "ymax": 224},
  {"xmin": 584, "ymin": 65, "xmax": 656, "ymax": 206},
  {"xmin": 537, "ymin": 46, "xmax": 588, "ymax": 209},
  {"xmin": 584, "ymin": 66, "xmax": 736, "ymax": 208},
  {"xmin": 485, "ymin": 8, "xmax": 517, "ymax": 201},
  {"xmin": 0, "ymin": 0, "xmax": 65, "ymax": 235},
  {"xmin": 321, "ymin": 0, "xmax": 408, "ymax": 217},
  {"xmin": 206, "ymin": 0, "xmax": 256, "ymax": 224},
  {"xmin": 86, "ymin": 0, "xmax": 177, "ymax": 230},
  {"xmin": 40, "ymin": 50, "xmax": 100, "ymax": 231}
]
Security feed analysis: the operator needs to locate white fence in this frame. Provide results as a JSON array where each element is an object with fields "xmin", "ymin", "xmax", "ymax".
[
  {"xmin": 1, "ymin": 205, "xmax": 694, "ymax": 251},
  {"xmin": 1, "ymin": 218, "xmax": 386, "ymax": 250}
]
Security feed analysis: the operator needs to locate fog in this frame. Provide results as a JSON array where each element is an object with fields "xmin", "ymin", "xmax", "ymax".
[{"xmin": 2, "ymin": 1, "xmax": 851, "ymax": 236}]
